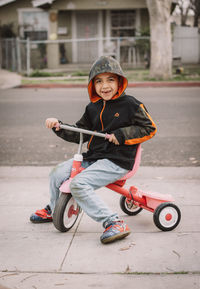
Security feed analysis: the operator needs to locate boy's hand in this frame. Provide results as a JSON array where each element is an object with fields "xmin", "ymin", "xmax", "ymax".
[
  {"xmin": 45, "ymin": 118, "xmax": 60, "ymax": 131},
  {"xmin": 108, "ymin": 134, "xmax": 119, "ymax": 145}
]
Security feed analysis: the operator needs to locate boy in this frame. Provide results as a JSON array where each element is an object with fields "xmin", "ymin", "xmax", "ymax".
[{"xmin": 30, "ymin": 56, "xmax": 157, "ymax": 244}]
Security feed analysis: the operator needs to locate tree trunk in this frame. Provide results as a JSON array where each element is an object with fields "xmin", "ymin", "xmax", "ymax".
[
  {"xmin": 146, "ymin": 0, "xmax": 172, "ymax": 79},
  {"xmin": 192, "ymin": 0, "xmax": 200, "ymax": 27}
]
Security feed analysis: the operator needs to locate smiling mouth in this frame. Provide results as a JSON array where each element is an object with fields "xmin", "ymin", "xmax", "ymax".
[{"xmin": 102, "ymin": 90, "xmax": 111, "ymax": 94}]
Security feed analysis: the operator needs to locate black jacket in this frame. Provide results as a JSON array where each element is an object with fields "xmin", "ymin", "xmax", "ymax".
[{"xmin": 53, "ymin": 93, "xmax": 156, "ymax": 170}]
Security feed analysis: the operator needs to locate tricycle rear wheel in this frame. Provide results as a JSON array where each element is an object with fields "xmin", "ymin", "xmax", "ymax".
[
  {"xmin": 153, "ymin": 202, "xmax": 181, "ymax": 231},
  {"xmin": 120, "ymin": 196, "xmax": 143, "ymax": 216},
  {"xmin": 53, "ymin": 193, "xmax": 81, "ymax": 232}
]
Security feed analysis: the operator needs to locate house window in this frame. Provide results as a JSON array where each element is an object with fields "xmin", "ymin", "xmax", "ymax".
[
  {"xmin": 19, "ymin": 10, "xmax": 48, "ymax": 40},
  {"xmin": 111, "ymin": 10, "xmax": 136, "ymax": 37}
]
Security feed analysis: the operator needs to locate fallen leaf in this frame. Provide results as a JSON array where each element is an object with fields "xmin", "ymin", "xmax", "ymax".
[
  {"xmin": 172, "ymin": 250, "xmax": 180, "ymax": 258},
  {"xmin": 125, "ymin": 265, "xmax": 130, "ymax": 273},
  {"xmin": 119, "ymin": 242, "xmax": 135, "ymax": 251},
  {"xmin": 119, "ymin": 246, "xmax": 130, "ymax": 251}
]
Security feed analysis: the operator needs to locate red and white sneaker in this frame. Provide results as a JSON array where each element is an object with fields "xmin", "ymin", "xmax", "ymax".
[
  {"xmin": 30, "ymin": 205, "xmax": 52, "ymax": 223},
  {"xmin": 100, "ymin": 220, "xmax": 131, "ymax": 244}
]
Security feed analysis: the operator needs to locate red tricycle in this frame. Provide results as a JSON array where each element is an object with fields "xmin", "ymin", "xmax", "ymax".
[{"xmin": 53, "ymin": 124, "xmax": 181, "ymax": 233}]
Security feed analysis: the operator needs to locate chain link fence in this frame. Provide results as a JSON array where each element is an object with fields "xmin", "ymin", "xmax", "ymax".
[{"xmin": 0, "ymin": 36, "xmax": 150, "ymax": 75}]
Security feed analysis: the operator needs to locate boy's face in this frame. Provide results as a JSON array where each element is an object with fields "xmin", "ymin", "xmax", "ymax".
[{"xmin": 93, "ymin": 72, "xmax": 119, "ymax": 101}]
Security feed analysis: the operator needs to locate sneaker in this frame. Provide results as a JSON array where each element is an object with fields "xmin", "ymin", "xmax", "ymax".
[
  {"xmin": 30, "ymin": 205, "xmax": 52, "ymax": 223},
  {"xmin": 100, "ymin": 221, "xmax": 131, "ymax": 244}
]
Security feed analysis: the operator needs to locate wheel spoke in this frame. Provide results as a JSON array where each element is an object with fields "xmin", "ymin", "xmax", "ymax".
[{"xmin": 120, "ymin": 195, "xmax": 143, "ymax": 216}]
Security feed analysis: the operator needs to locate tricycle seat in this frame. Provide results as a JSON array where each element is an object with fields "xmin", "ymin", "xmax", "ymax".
[{"xmin": 112, "ymin": 144, "xmax": 142, "ymax": 187}]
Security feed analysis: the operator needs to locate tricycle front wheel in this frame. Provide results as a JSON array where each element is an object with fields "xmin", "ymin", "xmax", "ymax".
[
  {"xmin": 53, "ymin": 193, "xmax": 81, "ymax": 232},
  {"xmin": 120, "ymin": 195, "xmax": 143, "ymax": 216},
  {"xmin": 153, "ymin": 202, "xmax": 181, "ymax": 231}
]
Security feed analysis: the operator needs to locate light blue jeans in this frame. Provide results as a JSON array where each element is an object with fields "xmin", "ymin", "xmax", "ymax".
[{"xmin": 49, "ymin": 158, "xmax": 128, "ymax": 228}]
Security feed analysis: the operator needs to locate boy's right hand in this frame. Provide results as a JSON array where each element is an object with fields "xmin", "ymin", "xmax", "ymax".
[{"xmin": 45, "ymin": 118, "xmax": 60, "ymax": 131}]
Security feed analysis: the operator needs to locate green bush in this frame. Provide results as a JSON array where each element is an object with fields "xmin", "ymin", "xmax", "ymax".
[{"xmin": 30, "ymin": 70, "xmax": 64, "ymax": 77}]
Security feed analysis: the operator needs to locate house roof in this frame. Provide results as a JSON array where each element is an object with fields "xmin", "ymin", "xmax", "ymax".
[
  {"xmin": 32, "ymin": 0, "xmax": 55, "ymax": 7},
  {"xmin": 0, "ymin": 0, "xmax": 178, "ymax": 8},
  {"xmin": 0, "ymin": 0, "xmax": 16, "ymax": 7},
  {"xmin": 0, "ymin": 0, "xmax": 55, "ymax": 7}
]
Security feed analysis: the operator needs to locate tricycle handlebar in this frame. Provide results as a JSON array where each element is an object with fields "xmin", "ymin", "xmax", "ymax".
[{"xmin": 59, "ymin": 124, "xmax": 111, "ymax": 139}]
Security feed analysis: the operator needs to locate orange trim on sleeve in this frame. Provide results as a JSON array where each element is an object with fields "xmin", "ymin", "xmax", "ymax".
[{"xmin": 125, "ymin": 104, "xmax": 157, "ymax": 145}]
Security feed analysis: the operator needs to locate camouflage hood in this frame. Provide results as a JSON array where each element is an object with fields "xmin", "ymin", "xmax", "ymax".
[{"xmin": 88, "ymin": 56, "xmax": 128, "ymax": 103}]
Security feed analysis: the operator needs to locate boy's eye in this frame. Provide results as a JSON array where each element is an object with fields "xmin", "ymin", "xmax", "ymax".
[{"xmin": 108, "ymin": 77, "xmax": 117, "ymax": 82}]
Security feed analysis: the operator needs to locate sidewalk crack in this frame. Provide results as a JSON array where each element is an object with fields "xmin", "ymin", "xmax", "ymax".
[{"xmin": 58, "ymin": 212, "xmax": 84, "ymax": 271}]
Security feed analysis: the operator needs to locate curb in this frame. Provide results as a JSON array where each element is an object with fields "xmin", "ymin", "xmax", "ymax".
[{"xmin": 18, "ymin": 82, "xmax": 200, "ymax": 89}]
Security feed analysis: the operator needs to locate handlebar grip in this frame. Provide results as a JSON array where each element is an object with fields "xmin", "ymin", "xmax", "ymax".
[
  {"xmin": 105, "ymin": 133, "xmax": 111, "ymax": 140},
  {"xmin": 55, "ymin": 123, "xmax": 60, "ymax": 129}
]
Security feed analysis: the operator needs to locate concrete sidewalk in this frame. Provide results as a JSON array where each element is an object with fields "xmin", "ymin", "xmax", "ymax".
[
  {"xmin": 0, "ymin": 70, "xmax": 21, "ymax": 89},
  {"xmin": 0, "ymin": 166, "xmax": 199, "ymax": 289}
]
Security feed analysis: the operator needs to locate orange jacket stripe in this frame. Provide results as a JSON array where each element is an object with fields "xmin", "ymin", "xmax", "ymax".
[
  {"xmin": 125, "ymin": 104, "xmax": 157, "ymax": 145},
  {"xmin": 88, "ymin": 102, "xmax": 106, "ymax": 149},
  {"xmin": 87, "ymin": 135, "xmax": 94, "ymax": 149},
  {"xmin": 100, "ymin": 101, "xmax": 106, "ymax": 131}
]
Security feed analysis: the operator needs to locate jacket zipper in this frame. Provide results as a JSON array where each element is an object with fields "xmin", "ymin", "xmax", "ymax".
[{"xmin": 88, "ymin": 100, "xmax": 106, "ymax": 149}]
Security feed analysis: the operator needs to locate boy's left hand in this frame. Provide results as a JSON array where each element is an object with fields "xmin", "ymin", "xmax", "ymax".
[{"xmin": 108, "ymin": 134, "xmax": 119, "ymax": 145}]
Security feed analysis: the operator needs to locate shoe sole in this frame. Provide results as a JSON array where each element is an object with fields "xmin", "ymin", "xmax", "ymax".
[
  {"xmin": 30, "ymin": 218, "xmax": 53, "ymax": 223},
  {"xmin": 101, "ymin": 231, "xmax": 131, "ymax": 244}
]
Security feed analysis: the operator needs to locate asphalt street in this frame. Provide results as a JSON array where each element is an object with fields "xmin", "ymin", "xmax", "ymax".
[{"xmin": 0, "ymin": 87, "xmax": 199, "ymax": 166}]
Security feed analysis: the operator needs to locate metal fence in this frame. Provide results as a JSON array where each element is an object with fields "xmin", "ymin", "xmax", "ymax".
[
  {"xmin": 0, "ymin": 38, "xmax": 27, "ymax": 73},
  {"xmin": 0, "ymin": 36, "xmax": 150, "ymax": 75}
]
